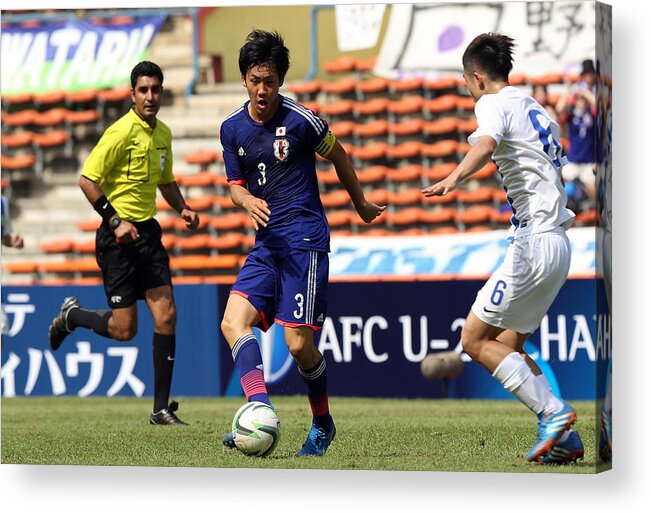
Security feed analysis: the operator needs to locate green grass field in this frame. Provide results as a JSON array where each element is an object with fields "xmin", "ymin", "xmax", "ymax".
[{"xmin": 1, "ymin": 396, "xmax": 607, "ymax": 473}]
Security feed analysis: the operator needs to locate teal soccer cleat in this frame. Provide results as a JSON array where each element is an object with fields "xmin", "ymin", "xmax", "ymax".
[
  {"xmin": 527, "ymin": 402, "xmax": 577, "ymax": 462},
  {"xmin": 295, "ymin": 419, "xmax": 336, "ymax": 457},
  {"xmin": 537, "ymin": 430, "xmax": 584, "ymax": 465}
]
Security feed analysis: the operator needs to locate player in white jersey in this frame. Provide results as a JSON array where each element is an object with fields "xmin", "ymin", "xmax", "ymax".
[{"xmin": 422, "ymin": 33, "xmax": 582, "ymax": 464}]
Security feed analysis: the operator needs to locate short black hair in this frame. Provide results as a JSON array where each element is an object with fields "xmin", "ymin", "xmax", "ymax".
[
  {"xmin": 130, "ymin": 61, "xmax": 164, "ymax": 88},
  {"xmin": 238, "ymin": 29, "xmax": 290, "ymax": 80},
  {"xmin": 462, "ymin": 33, "xmax": 515, "ymax": 82}
]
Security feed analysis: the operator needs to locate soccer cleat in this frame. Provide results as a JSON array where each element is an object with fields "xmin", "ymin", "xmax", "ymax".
[
  {"xmin": 48, "ymin": 296, "xmax": 81, "ymax": 351},
  {"xmin": 295, "ymin": 418, "xmax": 336, "ymax": 457},
  {"xmin": 149, "ymin": 400, "xmax": 188, "ymax": 426},
  {"xmin": 599, "ymin": 410, "xmax": 612, "ymax": 462},
  {"xmin": 527, "ymin": 402, "xmax": 577, "ymax": 462},
  {"xmin": 222, "ymin": 431, "xmax": 236, "ymax": 448},
  {"xmin": 537, "ymin": 430, "xmax": 584, "ymax": 465}
]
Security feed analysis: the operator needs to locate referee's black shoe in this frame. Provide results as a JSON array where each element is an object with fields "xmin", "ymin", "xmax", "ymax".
[
  {"xmin": 150, "ymin": 401, "xmax": 189, "ymax": 426},
  {"xmin": 48, "ymin": 296, "xmax": 81, "ymax": 351}
]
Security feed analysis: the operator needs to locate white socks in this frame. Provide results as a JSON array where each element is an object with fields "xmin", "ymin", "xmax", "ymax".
[{"xmin": 493, "ymin": 352, "xmax": 564, "ymax": 416}]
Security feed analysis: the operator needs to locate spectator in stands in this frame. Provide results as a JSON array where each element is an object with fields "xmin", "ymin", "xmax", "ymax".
[
  {"xmin": 422, "ymin": 33, "xmax": 581, "ymax": 465},
  {"xmin": 556, "ymin": 59, "xmax": 598, "ymax": 204},
  {"xmin": 1, "ymin": 194, "xmax": 24, "ymax": 338},
  {"xmin": 47, "ymin": 61, "xmax": 199, "ymax": 425},
  {"xmin": 531, "ymin": 84, "xmax": 558, "ymax": 123},
  {"xmin": 219, "ymin": 30, "xmax": 385, "ymax": 456}
]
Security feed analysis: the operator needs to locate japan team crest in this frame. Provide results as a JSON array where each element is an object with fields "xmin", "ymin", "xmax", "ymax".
[{"xmin": 273, "ymin": 139, "xmax": 290, "ymax": 161}]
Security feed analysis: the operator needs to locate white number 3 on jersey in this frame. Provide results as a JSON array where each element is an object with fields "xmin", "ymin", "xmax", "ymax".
[{"xmin": 257, "ymin": 162, "xmax": 267, "ymax": 186}]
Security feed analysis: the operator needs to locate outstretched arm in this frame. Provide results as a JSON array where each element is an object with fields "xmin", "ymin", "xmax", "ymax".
[
  {"xmin": 229, "ymin": 183, "xmax": 271, "ymax": 231},
  {"xmin": 422, "ymin": 136, "xmax": 496, "ymax": 197},
  {"xmin": 326, "ymin": 140, "xmax": 386, "ymax": 223}
]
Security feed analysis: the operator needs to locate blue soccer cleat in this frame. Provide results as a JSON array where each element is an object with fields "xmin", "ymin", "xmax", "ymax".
[
  {"xmin": 295, "ymin": 418, "xmax": 336, "ymax": 457},
  {"xmin": 527, "ymin": 402, "xmax": 577, "ymax": 462},
  {"xmin": 537, "ymin": 430, "xmax": 584, "ymax": 465},
  {"xmin": 222, "ymin": 431, "xmax": 236, "ymax": 449},
  {"xmin": 599, "ymin": 410, "xmax": 612, "ymax": 462}
]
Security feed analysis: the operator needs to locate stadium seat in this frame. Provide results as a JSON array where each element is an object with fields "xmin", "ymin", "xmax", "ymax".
[
  {"xmin": 354, "ymin": 119, "xmax": 389, "ymax": 145},
  {"xmin": 386, "ymin": 206, "xmax": 424, "ymax": 231},
  {"xmin": 184, "ymin": 149, "xmax": 219, "ymax": 171},
  {"xmin": 387, "ymin": 188, "xmax": 423, "ymax": 210},
  {"xmin": 288, "ymin": 80, "xmax": 321, "ymax": 102},
  {"xmin": 3, "ymin": 260, "xmax": 39, "ymax": 275},
  {"xmin": 390, "ymin": 77, "xmax": 424, "ymax": 99},
  {"xmin": 386, "ymin": 141, "xmax": 424, "ymax": 167},
  {"xmin": 509, "ymin": 72, "xmax": 527, "ymax": 86},
  {"xmin": 423, "ymin": 162, "xmax": 457, "ymax": 182},
  {"xmin": 77, "ymin": 218, "xmax": 101, "ymax": 232},
  {"xmin": 173, "ymin": 233, "xmax": 214, "ymax": 255},
  {"xmin": 388, "ymin": 118, "xmax": 424, "ymax": 145},
  {"xmin": 352, "ymin": 141, "xmax": 389, "ymax": 168},
  {"xmin": 178, "ymin": 171, "xmax": 218, "ymax": 191},
  {"xmin": 528, "ymin": 72, "xmax": 564, "ymax": 86},
  {"xmin": 32, "ymin": 108, "xmax": 68, "ymax": 133},
  {"xmin": 575, "ymin": 208, "xmax": 597, "ymax": 226},
  {"xmin": 356, "ymin": 165, "xmax": 387, "ymax": 190},
  {"xmin": 385, "ymin": 164, "xmax": 423, "ymax": 191},
  {"xmin": 355, "ymin": 55, "xmax": 378, "ymax": 75},
  {"xmin": 456, "ymin": 186, "xmax": 499, "ymax": 208},
  {"xmin": 423, "ymin": 116, "xmax": 459, "ymax": 143},
  {"xmin": 455, "ymin": 205, "xmax": 495, "ymax": 231},
  {"xmin": 320, "ymin": 99, "xmax": 356, "ymax": 124},
  {"xmin": 387, "ymin": 95, "xmax": 425, "ymax": 123},
  {"xmin": 491, "ymin": 208, "xmax": 513, "ymax": 228},
  {"xmin": 326, "ymin": 209, "xmax": 354, "ymax": 230},
  {"xmin": 210, "ymin": 232, "xmax": 246, "ymax": 254},
  {"xmin": 210, "ymin": 212, "xmax": 250, "ymax": 233},
  {"xmin": 173, "ymin": 215, "xmax": 212, "ymax": 234},
  {"xmin": 321, "ymin": 189, "xmax": 352, "ymax": 209},
  {"xmin": 423, "ymin": 94, "xmax": 458, "ymax": 120},
  {"xmin": 356, "ymin": 77, "xmax": 390, "ymax": 101},
  {"xmin": 424, "ymin": 77, "xmax": 459, "ymax": 99},
  {"xmin": 170, "ymin": 254, "xmax": 240, "ymax": 276},
  {"xmin": 300, "ymin": 101, "xmax": 321, "ymax": 115},
  {"xmin": 1, "ymin": 109, "xmax": 38, "ymax": 132},
  {"xmin": 330, "ymin": 120, "xmax": 357, "ymax": 145},
  {"xmin": 1, "ymin": 92, "xmax": 34, "ymax": 114},
  {"xmin": 321, "ymin": 77, "xmax": 357, "ymax": 102},
  {"xmin": 456, "ymin": 96, "xmax": 476, "ymax": 115},
  {"xmin": 316, "ymin": 167, "xmax": 341, "ymax": 192},
  {"xmin": 421, "ymin": 140, "xmax": 459, "ymax": 167},
  {"xmin": 40, "ymin": 257, "xmax": 101, "ymax": 278},
  {"xmin": 354, "ymin": 97, "xmax": 390, "ymax": 120},
  {"xmin": 33, "ymin": 90, "xmax": 66, "ymax": 111},
  {"xmin": 72, "ymin": 239, "xmax": 96, "ymax": 255},
  {"xmin": 457, "ymin": 117, "xmax": 478, "ymax": 136},
  {"xmin": 1, "ymin": 130, "xmax": 35, "ymax": 154},
  {"xmin": 470, "ymin": 162, "xmax": 498, "ymax": 185},
  {"xmin": 1, "ymin": 153, "xmax": 37, "ymax": 175},
  {"xmin": 186, "ymin": 195, "xmax": 217, "ymax": 214},
  {"xmin": 41, "ymin": 239, "xmax": 74, "ymax": 255},
  {"xmin": 422, "ymin": 189, "xmax": 458, "ymax": 209},
  {"xmin": 350, "ymin": 208, "xmax": 388, "ymax": 234},
  {"xmin": 365, "ymin": 188, "xmax": 390, "ymax": 206},
  {"xmin": 97, "ymin": 86, "xmax": 132, "ymax": 121},
  {"xmin": 323, "ymin": 55, "xmax": 358, "ymax": 75}
]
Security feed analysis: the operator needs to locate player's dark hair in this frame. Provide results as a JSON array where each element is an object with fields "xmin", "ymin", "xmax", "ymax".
[
  {"xmin": 462, "ymin": 33, "xmax": 515, "ymax": 82},
  {"xmin": 131, "ymin": 61, "xmax": 164, "ymax": 88},
  {"xmin": 238, "ymin": 29, "xmax": 290, "ymax": 80}
]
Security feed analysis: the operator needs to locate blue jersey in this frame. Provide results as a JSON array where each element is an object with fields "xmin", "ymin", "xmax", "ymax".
[{"xmin": 220, "ymin": 95, "xmax": 335, "ymax": 252}]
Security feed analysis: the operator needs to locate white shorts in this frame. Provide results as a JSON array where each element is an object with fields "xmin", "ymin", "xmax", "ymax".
[
  {"xmin": 471, "ymin": 228, "xmax": 571, "ymax": 334},
  {"xmin": 562, "ymin": 162, "xmax": 595, "ymax": 184}
]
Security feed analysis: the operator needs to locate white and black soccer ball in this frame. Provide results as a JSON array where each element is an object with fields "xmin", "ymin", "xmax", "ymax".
[{"xmin": 231, "ymin": 401, "xmax": 281, "ymax": 457}]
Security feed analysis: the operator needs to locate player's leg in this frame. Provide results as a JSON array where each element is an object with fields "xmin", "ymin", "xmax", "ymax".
[
  {"xmin": 144, "ymin": 284, "xmax": 186, "ymax": 425},
  {"xmin": 48, "ymin": 221, "xmax": 140, "ymax": 349}
]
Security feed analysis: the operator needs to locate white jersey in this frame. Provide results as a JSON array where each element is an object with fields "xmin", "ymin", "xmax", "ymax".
[{"xmin": 469, "ymin": 86, "xmax": 575, "ymax": 238}]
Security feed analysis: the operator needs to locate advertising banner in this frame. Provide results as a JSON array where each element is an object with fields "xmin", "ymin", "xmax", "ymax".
[
  {"xmin": 1, "ymin": 15, "xmax": 165, "ymax": 94},
  {"xmin": 1, "ymin": 284, "xmax": 221, "ymax": 398},
  {"xmin": 2, "ymin": 281, "xmax": 607, "ymax": 401}
]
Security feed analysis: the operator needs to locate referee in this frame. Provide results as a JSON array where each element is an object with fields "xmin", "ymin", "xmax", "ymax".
[{"xmin": 48, "ymin": 61, "xmax": 199, "ymax": 425}]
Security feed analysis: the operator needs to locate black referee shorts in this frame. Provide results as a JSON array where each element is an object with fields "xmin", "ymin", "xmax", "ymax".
[{"xmin": 95, "ymin": 218, "xmax": 172, "ymax": 309}]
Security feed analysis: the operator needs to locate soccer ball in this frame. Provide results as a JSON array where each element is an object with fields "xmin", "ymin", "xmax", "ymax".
[{"xmin": 231, "ymin": 401, "xmax": 281, "ymax": 457}]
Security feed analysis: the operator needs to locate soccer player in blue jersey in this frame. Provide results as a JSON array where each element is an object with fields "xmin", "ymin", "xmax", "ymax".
[{"xmin": 220, "ymin": 30, "xmax": 385, "ymax": 456}]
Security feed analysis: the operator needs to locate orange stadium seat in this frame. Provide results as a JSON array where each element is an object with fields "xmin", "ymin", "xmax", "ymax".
[
  {"xmin": 3, "ymin": 260, "xmax": 39, "ymax": 275},
  {"xmin": 32, "ymin": 108, "xmax": 68, "ymax": 131},
  {"xmin": 421, "ymin": 140, "xmax": 459, "ymax": 167},
  {"xmin": 385, "ymin": 164, "xmax": 423, "ymax": 190},
  {"xmin": 320, "ymin": 99, "xmax": 356, "ymax": 123},
  {"xmin": 185, "ymin": 195, "xmax": 216, "ymax": 213},
  {"xmin": 173, "ymin": 215, "xmax": 212, "ymax": 234},
  {"xmin": 356, "ymin": 77, "xmax": 390, "ymax": 100},
  {"xmin": 423, "ymin": 116, "xmax": 459, "ymax": 142},
  {"xmin": 173, "ymin": 233, "xmax": 214, "ymax": 254},
  {"xmin": 1, "ymin": 130, "xmax": 35, "ymax": 152},
  {"xmin": 356, "ymin": 165, "xmax": 387, "ymax": 188},
  {"xmin": 423, "ymin": 95, "xmax": 458, "ymax": 119},
  {"xmin": 352, "ymin": 142, "xmax": 389, "ymax": 167},
  {"xmin": 210, "ymin": 232, "xmax": 246, "ymax": 253},
  {"xmin": 455, "ymin": 205, "xmax": 495, "ymax": 230},
  {"xmin": 387, "ymin": 188, "xmax": 422, "ymax": 209},
  {"xmin": 491, "ymin": 209, "xmax": 513, "ymax": 227},
  {"xmin": 329, "ymin": 120, "xmax": 356, "ymax": 145},
  {"xmin": 184, "ymin": 149, "xmax": 219, "ymax": 171},
  {"xmin": 528, "ymin": 72, "xmax": 564, "ymax": 86},
  {"xmin": 178, "ymin": 171, "xmax": 218, "ymax": 189},
  {"xmin": 365, "ymin": 188, "xmax": 389, "ymax": 206},
  {"xmin": 456, "ymin": 96, "xmax": 476, "ymax": 113},
  {"xmin": 161, "ymin": 233, "xmax": 177, "ymax": 250},
  {"xmin": 211, "ymin": 212, "xmax": 250, "ymax": 232},
  {"xmin": 41, "ymin": 239, "xmax": 74, "ymax": 254},
  {"xmin": 77, "ymin": 218, "xmax": 101, "ymax": 232},
  {"xmin": 422, "ymin": 189, "xmax": 458, "ymax": 209},
  {"xmin": 355, "ymin": 55, "xmax": 378, "ymax": 74},
  {"xmin": 354, "ymin": 97, "xmax": 390, "ymax": 119},
  {"xmin": 326, "ymin": 209, "xmax": 354, "ymax": 230},
  {"xmin": 316, "ymin": 167, "xmax": 341, "ymax": 191},
  {"xmin": 323, "ymin": 56, "xmax": 358, "ymax": 75},
  {"xmin": 424, "ymin": 162, "xmax": 457, "ymax": 182},
  {"xmin": 170, "ymin": 254, "xmax": 240, "ymax": 275},
  {"xmin": 457, "ymin": 186, "xmax": 498, "ymax": 207},
  {"xmin": 575, "ymin": 209, "xmax": 597, "ymax": 226},
  {"xmin": 1, "ymin": 109, "xmax": 38, "ymax": 131},
  {"xmin": 1, "ymin": 153, "xmax": 37, "ymax": 173},
  {"xmin": 354, "ymin": 119, "xmax": 389, "ymax": 145},
  {"xmin": 388, "ymin": 119, "xmax": 424, "ymax": 145},
  {"xmin": 390, "ymin": 77, "xmax": 424, "ymax": 98},
  {"xmin": 1, "ymin": 92, "xmax": 34, "ymax": 113},
  {"xmin": 424, "ymin": 77, "xmax": 459, "ymax": 98},
  {"xmin": 34, "ymin": 90, "xmax": 66, "ymax": 110},
  {"xmin": 72, "ymin": 239, "xmax": 96, "ymax": 255},
  {"xmin": 321, "ymin": 189, "xmax": 352, "ymax": 209},
  {"xmin": 509, "ymin": 73, "xmax": 527, "ymax": 86},
  {"xmin": 321, "ymin": 77, "xmax": 357, "ymax": 101},
  {"xmin": 457, "ymin": 117, "xmax": 478, "ymax": 135},
  {"xmin": 386, "ymin": 141, "xmax": 423, "ymax": 166},
  {"xmin": 387, "ymin": 95, "xmax": 425, "ymax": 123},
  {"xmin": 300, "ymin": 101, "xmax": 321, "ymax": 115},
  {"xmin": 472, "ymin": 161, "xmax": 498, "ymax": 182},
  {"xmin": 288, "ymin": 80, "xmax": 321, "ymax": 102},
  {"xmin": 386, "ymin": 206, "xmax": 424, "ymax": 229}
]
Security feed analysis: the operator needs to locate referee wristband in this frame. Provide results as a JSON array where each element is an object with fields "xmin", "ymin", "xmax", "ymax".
[{"xmin": 93, "ymin": 195, "xmax": 118, "ymax": 223}]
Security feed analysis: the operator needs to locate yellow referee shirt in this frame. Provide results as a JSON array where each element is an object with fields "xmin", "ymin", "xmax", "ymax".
[{"xmin": 82, "ymin": 108, "xmax": 175, "ymax": 222}]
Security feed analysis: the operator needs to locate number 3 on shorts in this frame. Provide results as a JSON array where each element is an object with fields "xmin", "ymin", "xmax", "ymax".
[
  {"xmin": 293, "ymin": 293, "xmax": 304, "ymax": 319},
  {"xmin": 490, "ymin": 280, "xmax": 508, "ymax": 306}
]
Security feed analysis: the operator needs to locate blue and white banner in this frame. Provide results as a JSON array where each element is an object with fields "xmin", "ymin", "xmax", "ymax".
[
  {"xmin": 1, "ymin": 15, "xmax": 166, "ymax": 94},
  {"xmin": 329, "ymin": 227, "xmax": 596, "ymax": 278}
]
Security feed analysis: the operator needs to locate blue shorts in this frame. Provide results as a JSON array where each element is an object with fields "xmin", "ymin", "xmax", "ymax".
[{"xmin": 231, "ymin": 244, "xmax": 329, "ymax": 332}]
